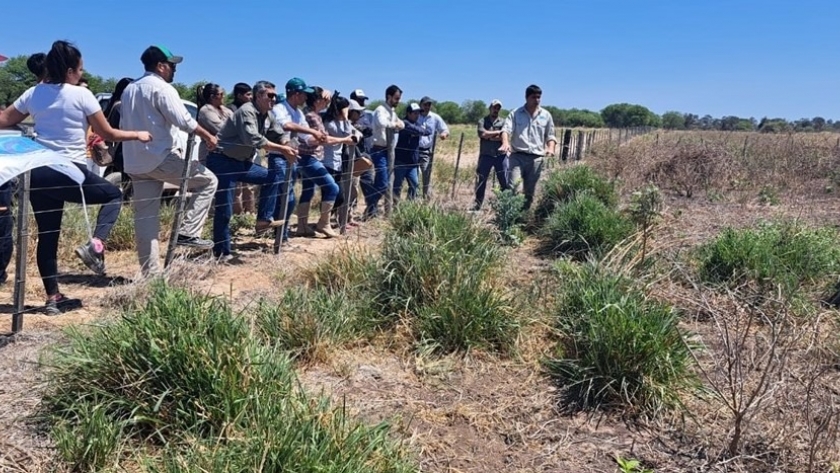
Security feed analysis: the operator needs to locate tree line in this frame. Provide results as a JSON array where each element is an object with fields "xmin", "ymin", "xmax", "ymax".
[{"xmin": 0, "ymin": 55, "xmax": 834, "ymax": 133}]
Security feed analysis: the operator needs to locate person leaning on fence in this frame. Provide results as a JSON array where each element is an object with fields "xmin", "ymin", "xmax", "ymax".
[
  {"xmin": 196, "ymin": 83, "xmax": 232, "ymax": 166},
  {"xmin": 499, "ymin": 84, "xmax": 557, "ymax": 211},
  {"xmin": 296, "ymin": 87, "xmax": 343, "ymax": 238},
  {"xmin": 362, "ymin": 84, "xmax": 404, "ymax": 220},
  {"xmin": 208, "ymin": 80, "xmax": 299, "ymax": 259},
  {"xmin": 322, "ymin": 94, "xmax": 365, "ymax": 228},
  {"xmin": 267, "ymin": 77, "xmax": 329, "ymax": 241},
  {"xmin": 417, "ymin": 96, "xmax": 449, "ymax": 199},
  {"xmin": 472, "ymin": 99, "xmax": 510, "ymax": 210},
  {"xmin": 120, "ymin": 45, "xmax": 219, "ymax": 276},
  {"xmin": 0, "ymin": 40, "xmax": 153, "ymax": 314},
  {"xmin": 225, "ymin": 82, "xmax": 256, "ymax": 215},
  {"xmin": 393, "ymin": 103, "xmax": 432, "ymax": 203}
]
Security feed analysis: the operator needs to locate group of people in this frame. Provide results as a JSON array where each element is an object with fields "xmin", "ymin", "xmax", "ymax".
[{"xmin": 0, "ymin": 39, "xmax": 558, "ymax": 316}]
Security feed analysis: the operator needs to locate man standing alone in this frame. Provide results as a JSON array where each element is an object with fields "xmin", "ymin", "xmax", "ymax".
[
  {"xmin": 473, "ymin": 99, "xmax": 509, "ymax": 210},
  {"xmin": 499, "ymin": 84, "xmax": 556, "ymax": 210}
]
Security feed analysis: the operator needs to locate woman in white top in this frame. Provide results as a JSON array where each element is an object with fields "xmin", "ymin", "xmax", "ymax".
[
  {"xmin": 322, "ymin": 94, "xmax": 363, "ymax": 228},
  {"xmin": 0, "ymin": 40, "xmax": 152, "ymax": 315}
]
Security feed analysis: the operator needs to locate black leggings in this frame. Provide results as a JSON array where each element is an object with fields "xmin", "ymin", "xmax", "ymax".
[
  {"xmin": 0, "ymin": 181, "xmax": 13, "ymax": 284},
  {"xmin": 29, "ymin": 163, "xmax": 122, "ymax": 296}
]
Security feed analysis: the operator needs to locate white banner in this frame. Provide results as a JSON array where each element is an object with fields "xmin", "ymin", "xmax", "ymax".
[{"xmin": 0, "ymin": 133, "xmax": 86, "ymax": 187}]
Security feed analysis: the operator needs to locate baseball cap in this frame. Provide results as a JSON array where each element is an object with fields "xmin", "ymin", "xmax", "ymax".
[
  {"xmin": 348, "ymin": 99, "xmax": 365, "ymax": 112},
  {"xmin": 140, "ymin": 45, "xmax": 183, "ymax": 68},
  {"xmin": 420, "ymin": 96, "xmax": 434, "ymax": 105},
  {"xmin": 490, "ymin": 99, "xmax": 502, "ymax": 108},
  {"xmin": 351, "ymin": 89, "xmax": 368, "ymax": 100},
  {"xmin": 286, "ymin": 77, "xmax": 314, "ymax": 94},
  {"xmin": 407, "ymin": 103, "xmax": 422, "ymax": 113}
]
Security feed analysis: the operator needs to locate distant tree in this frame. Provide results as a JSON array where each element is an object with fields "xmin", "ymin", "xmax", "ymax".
[
  {"xmin": 661, "ymin": 111, "xmax": 686, "ymax": 130},
  {"xmin": 758, "ymin": 117, "xmax": 792, "ymax": 133},
  {"xmin": 434, "ymin": 101, "xmax": 463, "ymax": 125},
  {"xmin": 813, "ymin": 116, "xmax": 826, "ymax": 131},
  {"xmin": 600, "ymin": 103, "xmax": 659, "ymax": 128},
  {"xmin": 81, "ymin": 72, "xmax": 117, "ymax": 95},
  {"xmin": 699, "ymin": 115, "xmax": 715, "ymax": 130},
  {"xmin": 0, "ymin": 55, "xmax": 37, "ymax": 105},
  {"xmin": 683, "ymin": 113, "xmax": 700, "ymax": 130},
  {"xmin": 461, "ymin": 99, "xmax": 487, "ymax": 124},
  {"xmin": 565, "ymin": 108, "xmax": 604, "ymax": 128}
]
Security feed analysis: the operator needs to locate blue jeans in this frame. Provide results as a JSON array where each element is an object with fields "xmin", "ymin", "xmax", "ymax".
[
  {"xmin": 360, "ymin": 148, "xmax": 388, "ymax": 216},
  {"xmin": 0, "ymin": 181, "xmax": 13, "ymax": 284},
  {"xmin": 206, "ymin": 152, "xmax": 279, "ymax": 256},
  {"xmin": 298, "ymin": 154, "xmax": 339, "ymax": 204},
  {"xmin": 393, "ymin": 163, "xmax": 418, "ymax": 202},
  {"xmin": 474, "ymin": 153, "xmax": 510, "ymax": 208},
  {"xmin": 261, "ymin": 154, "xmax": 297, "ymax": 240}
]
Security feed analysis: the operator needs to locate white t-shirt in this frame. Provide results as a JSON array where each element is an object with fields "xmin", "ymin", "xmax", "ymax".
[{"xmin": 13, "ymin": 83, "xmax": 101, "ymax": 165}]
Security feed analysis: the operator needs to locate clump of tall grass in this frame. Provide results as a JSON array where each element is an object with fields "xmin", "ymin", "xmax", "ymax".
[
  {"xmin": 40, "ymin": 282, "xmax": 413, "ymax": 472},
  {"xmin": 696, "ymin": 219, "xmax": 840, "ymax": 297},
  {"xmin": 539, "ymin": 192, "xmax": 635, "ymax": 260},
  {"xmin": 545, "ymin": 260, "xmax": 698, "ymax": 415},
  {"xmin": 533, "ymin": 164, "xmax": 618, "ymax": 224},
  {"xmin": 381, "ymin": 202, "xmax": 520, "ymax": 353},
  {"xmin": 491, "ymin": 188, "xmax": 526, "ymax": 246}
]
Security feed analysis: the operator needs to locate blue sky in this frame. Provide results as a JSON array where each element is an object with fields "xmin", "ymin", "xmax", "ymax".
[{"xmin": 3, "ymin": 0, "xmax": 838, "ymax": 120}]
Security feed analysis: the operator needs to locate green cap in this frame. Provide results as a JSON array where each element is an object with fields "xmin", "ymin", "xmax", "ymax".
[
  {"xmin": 285, "ymin": 77, "xmax": 314, "ymax": 94},
  {"xmin": 141, "ymin": 45, "xmax": 183, "ymax": 68}
]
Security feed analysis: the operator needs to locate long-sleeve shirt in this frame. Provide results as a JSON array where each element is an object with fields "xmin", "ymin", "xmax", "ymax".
[
  {"xmin": 197, "ymin": 104, "xmax": 232, "ymax": 162},
  {"xmin": 502, "ymin": 105, "xmax": 557, "ymax": 156},
  {"xmin": 394, "ymin": 119, "xmax": 431, "ymax": 166},
  {"xmin": 216, "ymin": 101, "xmax": 279, "ymax": 161},
  {"xmin": 417, "ymin": 111, "xmax": 448, "ymax": 149},
  {"xmin": 120, "ymin": 72, "xmax": 198, "ymax": 174},
  {"xmin": 372, "ymin": 103, "xmax": 401, "ymax": 148}
]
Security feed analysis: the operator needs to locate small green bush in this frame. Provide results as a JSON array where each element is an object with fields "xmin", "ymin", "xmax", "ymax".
[
  {"xmin": 380, "ymin": 202, "xmax": 520, "ymax": 353},
  {"xmin": 534, "ymin": 165, "xmax": 618, "ymax": 223},
  {"xmin": 41, "ymin": 282, "xmax": 413, "ymax": 472},
  {"xmin": 491, "ymin": 188, "xmax": 526, "ymax": 246},
  {"xmin": 539, "ymin": 192, "xmax": 635, "ymax": 260},
  {"xmin": 546, "ymin": 261, "xmax": 698, "ymax": 415},
  {"xmin": 697, "ymin": 219, "xmax": 840, "ymax": 296}
]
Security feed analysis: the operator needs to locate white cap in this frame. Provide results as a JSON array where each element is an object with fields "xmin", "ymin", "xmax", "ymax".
[
  {"xmin": 348, "ymin": 99, "xmax": 365, "ymax": 112},
  {"xmin": 490, "ymin": 99, "xmax": 502, "ymax": 108},
  {"xmin": 407, "ymin": 103, "xmax": 422, "ymax": 113},
  {"xmin": 351, "ymin": 89, "xmax": 368, "ymax": 100}
]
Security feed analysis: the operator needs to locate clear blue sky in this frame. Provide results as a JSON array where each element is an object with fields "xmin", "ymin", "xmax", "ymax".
[{"xmin": 3, "ymin": 0, "xmax": 838, "ymax": 120}]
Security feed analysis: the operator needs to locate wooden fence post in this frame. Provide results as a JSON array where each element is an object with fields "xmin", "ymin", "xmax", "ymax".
[
  {"xmin": 561, "ymin": 129, "xmax": 572, "ymax": 161},
  {"xmin": 11, "ymin": 171, "xmax": 30, "ymax": 333}
]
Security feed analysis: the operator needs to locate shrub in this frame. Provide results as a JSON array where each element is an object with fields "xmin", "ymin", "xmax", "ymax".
[
  {"xmin": 539, "ymin": 192, "xmax": 635, "ymax": 260},
  {"xmin": 534, "ymin": 165, "xmax": 618, "ymax": 223},
  {"xmin": 545, "ymin": 261, "xmax": 698, "ymax": 415},
  {"xmin": 380, "ymin": 202, "xmax": 520, "ymax": 353},
  {"xmin": 490, "ymin": 188, "xmax": 526, "ymax": 246},
  {"xmin": 40, "ymin": 282, "xmax": 413, "ymax": 472},
  {"xmin": 696, "ymin": 219, "xmax": 840, "ymax": 296}
]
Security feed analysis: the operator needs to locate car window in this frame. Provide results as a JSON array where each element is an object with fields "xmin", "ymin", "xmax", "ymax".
[{"xmin": 185, "ymin": 103, "xmax": 197, "ymax": 119}]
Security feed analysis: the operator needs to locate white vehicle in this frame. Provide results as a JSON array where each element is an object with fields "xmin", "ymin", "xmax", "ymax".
[{"xmin": 96, "ymin": 93, "xmax": 201, "ymax": 201}]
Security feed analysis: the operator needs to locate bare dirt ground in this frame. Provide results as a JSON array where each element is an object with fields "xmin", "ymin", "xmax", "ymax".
[{"xmin": 2, "ymin": 149, "xmax": 840, "ymax": 472}]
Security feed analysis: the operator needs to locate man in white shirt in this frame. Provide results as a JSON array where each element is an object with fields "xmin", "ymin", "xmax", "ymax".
[
  {"xmin": 417, "ymin": 96, "xmax": 450, "ymax": 199},
  {"xmin": 120, "ymin": 45, "xmax": 219, "ymax": 276},
  {"xmin": 360, "ymin": 84, "xmax": 404, "ymax": 219},
  {"xmin": 500, "ymin": 84, "xmax": 557, "ymax": 211}
]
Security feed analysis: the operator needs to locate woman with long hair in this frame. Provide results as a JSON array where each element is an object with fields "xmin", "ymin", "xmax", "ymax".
[
  {"xmin": 102, "ymin": 77, "xmax": 133, "ymax": 179},
  {"xmin": 321, "ymin": 92, "xmax": 362, "ymax": 227},
  {"xmin": 195, "ymin": 82, "xmax": 231, "ymax": 165},
  {"xmin": 0, "ymin": 40, "xmax": 152, "ymax": 315}
]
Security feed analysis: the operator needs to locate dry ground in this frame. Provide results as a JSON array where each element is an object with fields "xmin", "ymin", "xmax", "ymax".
[{"xmin": 3, "ymin": 133, "xmax": 840, "ymax": 472}]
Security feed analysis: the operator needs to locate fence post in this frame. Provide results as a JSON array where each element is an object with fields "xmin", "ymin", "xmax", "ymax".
[
  {"xmin": 384, "ymin": 127, "xmax": 396, "ymax": 217},
  {"xmin": 164, "ymin": 132, "xmax": 197, "ymax": 269},
  {"xmin": 273, "ymin": 158, "xmax": 294, "ymax": 254},
  {"xmin": 450, "ymin": 132, "xmax": 465, "ymax": 200},
  {"xmin": 742, "ymin": 135, "xmax": 749, "ymax": 159},
  {"xmin": 11, "ymin": 171, "xmax": 30, "ymax": 333},
  {"xmin": 576, "ymin": 130, "xmax": 586, "ymax": 160},
  {"xmin": 337, "ymin": 143, "xmax": 355, "ymax": 234},
  {"xmin": 561, "ymin": 129, "xmax": 572, "ymax": 161}
]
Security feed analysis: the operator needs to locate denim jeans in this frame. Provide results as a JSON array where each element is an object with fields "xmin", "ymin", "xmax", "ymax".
[
  {"xmin": 206, "ymin": 152, "xmax": 279, "ymax": 256},
  {"xmin": 261, "ymin": 154, "xmax": 297, "ymax": 240},
  {"xmin": 474, "ymin": 153, "xmax": 510, "ymax": 208},
  {"xmin": 360, "ymin": 148, "xmax": 389, "ymax": 216},
  {"xmin": 298, "ymin": 154, "xmax": 339, "ymax": 204},
  {"xmin": 393, "ymin": 163, "xmax": 419, "ymax": 203},
  {"xmin": 0, "ymin": 181, "xmax": 14, "ymax": 285}
]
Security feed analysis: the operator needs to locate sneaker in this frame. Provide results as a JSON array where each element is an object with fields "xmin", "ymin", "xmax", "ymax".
[
  {"xmin": 176, "ymin": 234, "xmax": 214, "ymax": 249},
  {"xmin": 75, "ymin": 241, "xmax": 106, "ymax": 276},
  {"xmin": 44, "ymin": 293, "xmax": 83, "ymax": 316}
]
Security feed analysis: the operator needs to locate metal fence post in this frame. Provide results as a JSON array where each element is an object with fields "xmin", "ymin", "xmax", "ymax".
[
  {"xmin": 385, "ymin": 128, "xmax": 396, "ymax": 217},
  {"xmin": 338, "ymin": 143, "xmax": 355, "ymax": 234}
]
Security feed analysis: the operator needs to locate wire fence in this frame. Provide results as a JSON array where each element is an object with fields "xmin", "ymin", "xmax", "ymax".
[{"xmin": 3, "ymin": 125, "xmax": 652, "ymax": 333}]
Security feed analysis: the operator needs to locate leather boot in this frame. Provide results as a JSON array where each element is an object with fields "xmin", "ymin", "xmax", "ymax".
[
  {"xmin": 315, "ymin": 201, "xmax": 339, "ymax": 238},
  {"xmin": 296, "ymin": 202, "xmax": 315, "ymax": 237}
]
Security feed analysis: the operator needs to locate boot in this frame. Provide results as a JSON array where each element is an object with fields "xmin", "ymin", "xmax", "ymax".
[
  {"xmin": 296, "ymin": 202, "xmax": 315, "ymax": 237},
  {"xmin": 315, "ymin": 201, "xmax": 339, "ymax": 238}
]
